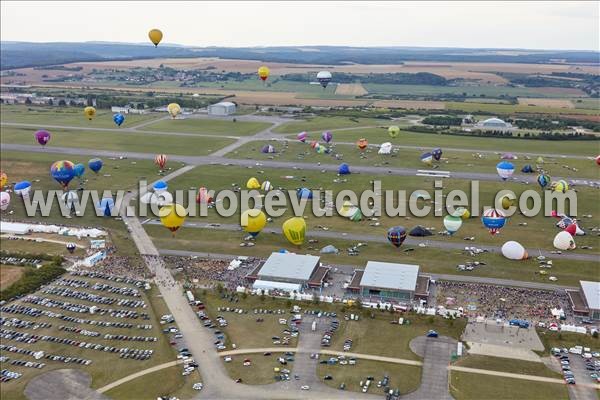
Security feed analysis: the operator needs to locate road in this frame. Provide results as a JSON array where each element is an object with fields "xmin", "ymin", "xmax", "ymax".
[{"xmin": 148, "ymin": 221, "xmax": 599, "ymax": 263}]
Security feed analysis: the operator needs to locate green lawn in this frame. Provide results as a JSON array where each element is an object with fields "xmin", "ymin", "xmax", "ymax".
[
  {"xmin": 228, "ymin": 141, "xmax": 600, "ymax": 179},
  {"xmin": 0, "ymin": 126, "xmax": 236, "ymax": 156},
  {"xmin": 445, "ymin": 101, "xmax": 599, "ymax": 116},
  {"xmin": 364, "ymin": 84, "xmax": 588, "ymax": 99},
  {"xmin": 140, "ymin": 118, "xmax": 272, "ymax": 136},
  {"xmin": 454, "ymin": 355, "xmax": 560, "ymax": 378},
  {"xmin": 0, "ymin": 281, "xmax": 180, "ymax": 400},
  {"xmin": 272, "ymin": 116, "xmax": 392, "ymax": 134},
  {"xmin": 222, "ymin": 352, "xmax": 289, "ymax": 385},
  {"xmin": 104, "ymin": 365, "xmax": 202, "ymax": 400},
  {"xmin": 317, "ymin": 360, "xmax": 421, "ymax": 395},
  {"xmin": 449, "ymin": 371, "xmax": 569, "ymax": 400},
  {"xmin": 536, "ymin": 330, "xmax": 600, "ymax": 355},
  {"xmin": 1, "ymin": 105, "xmax": 162, "ymax": 128},
  {"xmin": 283, "ymin": 127, "xmax": 597, "ymax": 156}
]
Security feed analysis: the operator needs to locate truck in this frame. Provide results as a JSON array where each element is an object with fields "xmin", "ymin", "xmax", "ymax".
[
  {"xmin": 311, "ymin": 321, "xmax": 317, "ymax": 331},
  {"xmin": 186, "ymin": 290, "xmax": 195, "ymax": 304}
]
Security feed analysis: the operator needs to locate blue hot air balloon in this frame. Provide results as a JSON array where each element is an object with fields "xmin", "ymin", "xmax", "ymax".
[
  {"xmin": 153, "ymin": 180, "xmax": 168, "ymax": 192},
  {"xmin": 97, "ymin": 197, "xmax": 115, "ymax": 217},
  {"xmin": 482, "ymin": 208, "xmax": 507, "ymax": 235},
  {"xmin": 496, "ymin": 161, "xmax": 515, "ymax": 181},
  {"xmin": 387, "ymin": 226, "xmax": 407, "ymax": 248},
  {"xmin": 113, "ymin": 113, "xmax": 125, "ymax": 127},
  {"xmin": 297, "ymin": 188, "xmax": 313, "ymax": 200},
  {"xmin": 338, "ymin": 163, "xmax": 350, "ymax": 175},
  {"xmin": 73, "ymin": 163, "xmax": 85, "ymax": 179},
  {"xmin": 537, "ymin": 173, "xmax": 550, "ymax": 189},
  {"xmin": 432, "ymin": 148, "xmax": 443, "ymax": 161},
  {"xmin": 420, "ymin": 152, "xmax": 433, "ymax": 166},
  {"xmin": 88, "ymin": 158, "xmax": 103, "ymax": 174},
  {"xmin": 14, "ymin": 181, "xmax": 32, "ymax": 198},
  {"xmin": 50, "ymin": 160, "xmax": 75, "ymax": 189}
]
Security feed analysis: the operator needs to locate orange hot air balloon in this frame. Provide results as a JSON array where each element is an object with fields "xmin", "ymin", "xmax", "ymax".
[
  {"xmin": 148, "ymin": 29, "xmax": 163, "ymax": 47},
  {"xmin": 258, "ymin": 66, "xmax": 270, "ymax": 82},
  {"xmin": 357, "ymin": 138, "xmax": 368, "ymax": 151}
]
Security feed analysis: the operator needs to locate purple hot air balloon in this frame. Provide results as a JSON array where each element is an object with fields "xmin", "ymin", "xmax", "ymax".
[
  {"xmin": 35, "ymin": 130, "xmax": 51, "ymax": 146},
  {"xmin": 321, "ymin": 131, "xmax": 332, "ymax": 143},
  {"xmin": 297, "ymin": 131, "xmax": 308, "ymax": 143}
]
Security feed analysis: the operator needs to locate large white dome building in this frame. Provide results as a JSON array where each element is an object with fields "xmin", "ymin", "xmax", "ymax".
[{"xmin": 474, "ymin": 117, "xmax": 515, "ymax": 132}]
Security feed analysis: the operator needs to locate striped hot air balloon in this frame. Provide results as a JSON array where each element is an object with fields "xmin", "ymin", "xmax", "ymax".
[
  {"xmin": 481, "ymin": 208, "xmax": 507, "ymax": 235},
  {"xmin": 387, "ymin": 226, "xmax": 407, "ymax": 248},
  {"xmin": 155, "ymin": 154, "xmax": 168, "ymax": 170}
]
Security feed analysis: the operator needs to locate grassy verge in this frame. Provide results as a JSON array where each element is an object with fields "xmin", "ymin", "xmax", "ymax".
[
  {"xmin": 140, "ymin": 118, "xmax": 272, "ymax": 136},
  {"xmin": 453, "ymin": 355, "xmax": 560, "ymax": 378},
  {"xmin": 222, "ymin": 352, "xmax": 288, "ymax": 385},
  {"xmin": 536, "ymin": 330, "xmax": 600, "ymax": 355}
]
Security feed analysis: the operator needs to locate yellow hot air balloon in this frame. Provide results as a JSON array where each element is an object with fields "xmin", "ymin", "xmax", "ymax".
[
  {"xmin": 500, "ymin": 195, "xmax": 517, "ymax": 210},
  {"xmin": 148, "ymin": 29, "xmax": 163, "ymax": 47},
  {"xmin": 452, "ymin": 207, "xmax": 470, "ymax": 220},
  {"xmin": 388, "ymin": 126, "xmax": 400, "ymax": 138},
  {"xmin": 0, "ymin": 171, "xmax": 6, "ymax": 189},
  {"xmin": 552, "ymin": 180, "xmax": 569, "ymax": 193},
  {"xmin": 84, "ymin": 106, "xmax": 96, "ymax": 120},
  {"xmin": 167, "ymin": 103, "xmax": 181, "ymax": 119},
  {"xmin": 246, "ymin": 177, "xmax": 261, "ymax": 190},
  {"xmin": 241, "ymin": 209, "xmax": 267, "ymax": 237},
  {"xmin": 282, "ymin": 217, "xmax": 306, "ymax": 246},
  {"xmin": 258, "ymin": 66, "xmax": 270, "ymax": 82},
  {"xmin": 159, "ymin": 203, "xmax": 186, "ymax": 235}
]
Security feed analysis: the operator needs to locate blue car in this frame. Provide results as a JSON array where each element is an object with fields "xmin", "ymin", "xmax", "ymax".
[{"xmin": 427, "ymin": 330, "xmax": 439, "ymax": 338}]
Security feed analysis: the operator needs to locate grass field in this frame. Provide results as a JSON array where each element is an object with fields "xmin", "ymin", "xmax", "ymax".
[
  {"xmin": 317, "ymin": 360, "xmax": 421, "ymax": 395},
  {"xmin": 0, "ymin": 264, "xmax": 25, "ymax": 290},
  {"xmin": 0, "ymin": 126, "xmax": 236, "ymax": 156},
  {"xmin": 0, "ymin": 281, "xmax": 181, "ymax": 400},
  {"xmin": 222, "ymin": 352, "xmax": 289, "ymax": 385},
  {"xmin": 104, "ymin": 365, "xmax": 202, "ymax": 400},
  {"xmin": 449, "ymin": 371, "xmax": 569, "ymax": 400},
  {"xmin": 453, "ymin": 355, "xmax": 561, "ymax": 378},
  {"xmin": 1, "ymin": 105, "xmax": 162, "ymax": 128},
  {"xmin": 572, "ymin": 98, "xmax": 600, "ymax": 110},
  {"xmin": 228, "ymin": 141, "xmax": 599, "ymax": 179},
  {"xmin": 536, "ymin": 330, "xmax": 600, "ymax": 355},
  {"xmin": 281, "ymin": 126, "xmax": 597, "ymax": 156},
  {"xmin": 0, "ymin": 237, "xmax": 86, "ymax": 258},
  {"xmin": 445, "ymin": 101, "xmax": 599, "ymax": 116},
  {"xmin": 272, "ymin": 116, "xmax": 393, "ymax": 134},
  {"xmin": 140, "ymin": 118, "xmax": 272, "ymax": 136}
]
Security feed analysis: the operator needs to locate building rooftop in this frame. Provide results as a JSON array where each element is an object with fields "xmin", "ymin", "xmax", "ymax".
[
  {"xmin": 580, "ymin": 281, "xmax": 600, "ymax": 310},
  {"xmin": 257, "ymin": 253, "xmax": 320, "ymax": 282},
  {"xmin": 360, "ymin": 261, "xmax": 419, "ymax": 292},
  {"xmin": 213, "ymin": 101, "xmax": 236, "ymax": 107}
]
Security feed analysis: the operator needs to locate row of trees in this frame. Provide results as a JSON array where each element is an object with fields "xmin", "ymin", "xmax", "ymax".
[{"xmin": 0, "ymin": 263, "xmax": 66, "ymax": 301}]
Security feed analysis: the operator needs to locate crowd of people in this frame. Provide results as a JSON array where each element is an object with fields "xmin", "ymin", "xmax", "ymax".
[
  {"xmin": 74, "ymin": 255, "xmax": 152, "ymax": 280},
  {"xmin": 436, "ymin": 281, "xmax": 573, "ymax": 324}
]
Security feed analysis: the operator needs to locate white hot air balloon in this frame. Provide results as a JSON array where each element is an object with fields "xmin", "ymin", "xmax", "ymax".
[
  {"xmin": 553, "ymin": 231, "xmax": 576, "ymax": 250},
  {"xmin": 443, "ymin": 215, "xmax": 462, "ymax": 235},
  {"xmin": 62, "ymin": 191, "xmax": 79, "ymax": 210},
  {"xmin": 501, "ymin": 241, "xmax": 528, "ymax": 260},
  {"xmin": 338, "ymin": 200, "xmax": 359, "ymax": 218},
  {"xmin": 316, "ymin": 71, "xmax": 332, "ymax": 88},
  {"xmin": 0, "ymin": 192, "xmax": 10, "ymax": 211},
  {"xmin": 378, "ymin": 142, "xmax": 392, "ymax": 155}
]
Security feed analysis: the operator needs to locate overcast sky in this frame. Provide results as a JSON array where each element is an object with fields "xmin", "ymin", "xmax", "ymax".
[{"xmin": 1, "ymin": 1, "xmax": 598, "ymax": 50}]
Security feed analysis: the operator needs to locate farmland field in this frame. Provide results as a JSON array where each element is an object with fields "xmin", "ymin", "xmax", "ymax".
[
  {"xmin": 0, "ymin": 264, "xmax": 25, "ymax": 291},
  {"xmin": 517, "ymin": 98, "xmax": 574, "ymax": 109},
  {"xmin": 335, "ymin": 83, "xmax": 368, "ymax": 96}
]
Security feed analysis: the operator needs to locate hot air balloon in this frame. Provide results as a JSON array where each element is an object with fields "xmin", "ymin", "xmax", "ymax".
[
  {"xmin": 97, "ymin": 197, "xmax": 115, "ymax": 217},
  {"xmin": 338, "ymin": 201, "xmax": 358, "ymax": 218},
  {"xmin": 537, "ymin": 173, "xmax": 550, "ymax": 189},
  {"xmin": 50, "ymin": 160, "xmax": 75, "ymax": 189},
  {"xmin": 481, "ymin": 208, "xmax": 506, "ymax": 235},
  {"xmin": 378, "ymin": 142, "xmax": 392, "ymax": 155},
  {"xmin": 357, "ymin": 138, "xmax": 368, "ymax": 151},
  {"xmin": 420, "ymin": 152, "xmax": 433, "ymax": 166},
  {"xmin": 388, "ymin": 126, "xmax": 400, "ymax": 138},
  {"xmin": 338, "ymin": 163, "xmax": 350, "ymax": 175},
  {"xmin": 553, "ymin": 231, "xmax": 576, "ymax": 250},
  {"xmin": 501, "ymin": 153, "xmax": 517, "ymax": 160},
  {"xmin": 521, "ymin": 164, "xmax": 534, "ymax": 173},
  {"xmin": 282, "ymin": 217, "xmax": 306, "ymax": 246},
  {"xmin": 297, "ymin": 187, "xmax": 312, "ymax": 199},
  {"xmin": 501, "ymin": 241, "xmax": 528, "ymax": 260},
  {"xmin": 196, "ymin": 187, "xmax": 213, "ymax": 204},
  {"xmin": 167, "ymin": 103, "xmax": 181, "ymax": 119},
  {"xmin": 297, "ymin": 132, "xmax": 308, "ymax": 143},
  {"xmin": 73, "ymin": 163, "xmax": 85, "ymax": 179},
  {"xmin": 148, "ymin": 28, "xmax": 163, "ymax": 47},
  {"xmin": 552, "ymin": 180, "xmax": 569, "ymax": 193},
  {"xmin": 500, "ymin": 195, "xmax": 516, "ymax": 210},
  {"xmin": 155, "ymin": 154, "xmax": 168, "ymax": 170},
  {"xmin": 84, "ymin": 106, "xmax": 96, "ymax": 120},
  {"xmin": 62, "ymin": 191, "xmax": 79, "ymax": 211},
  {"xmin": 66, "ymin": 243, "xmax": 76, "ymax": 254},
  {"xmin": 241, "ymin": 209, "xmax": 267, "ymax": 237},
  {"xmin": 387, "ymin": 226, "xmax": 407, "ymax": 248},
  {"xmin": 113, "ymin": 113, "xmax": 125, "ymax": 127},
  {"xmin": 141, "ymin": 191, "xmax": 173, "ymax": 206},
  {"xmin": 246, "ymin": 177, "xmax": 261, "ymax": 190},
  {"xmin": 35, "ymin": 130, "xmax": 51, "ymax": 146},
  {"xmin": 432, "ymin": 148, "xmax": 443, "ymax": 161},
  {"xmin": 452, "ymin": 207, "xmax": 470, "ymax": 220},
  {"xmin": 0, "ymin": 192, "xmax": 10, "ymax": 211},
  {"xmin": 258, "ymin": 66, "xmax": 270, "ymax": 82},
  {"xmin": 88, "ymin": 158, "xmax": 103, "ymax": 174},
  {"xmin": 322, "ymin": 131, "xmax": 332, "ymax": 143},
  {"xmin": 261, "ymin": 181, "xmax": 272, "ymax": 191},
  {"xmin": 14, "ymin": 181, "xmax": 31, "ymax": 198},
  {"xmin": 556, "ymin": 216, "xmax": 573, "ymax": 230},
  {"xmin": 443, "ymin": 215, "xmax": 462, "ymax": 235},
  {"xmin": 315, "ymin": 144, "xmax": 327, "ymax": 154},
  {"xmin": 536, "ymin": 156, "xmax": 544, "ymax": 164},
  {"xmin": 159, "ymin": 203, "xmax": 187, "ymax": 235},
  {"xmin": 596, "ymin": 155, "xmax": 600, "ymax": 166},
  {"xmin": 261, "ymin": 144, "xmax": 276, "ymax": 154},
  {"xmin": 496, "ymin": 161, "xmax": 515, "ymax": 181},
  {"xmin": 0, "ymin": 171, "xmax": 7, "ymax": 189},
  {"xmin": 153, "ymin": 181, "xmax": 168, "ymax": 192},
  {"xmin": 316, "ymin": 71, "xmax": 332, "ymax": 88},
  {"xmin": 310, "ymin": 140, "xmax": 319, "ymax": 149}
]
